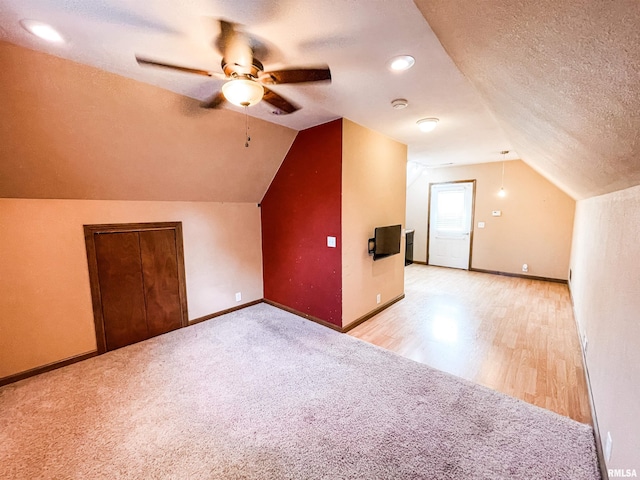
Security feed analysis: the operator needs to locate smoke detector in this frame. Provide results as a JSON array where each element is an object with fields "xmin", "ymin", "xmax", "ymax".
[{"xmin": 391, "ymin": 98, "xmax": 409, "ymax": 109}]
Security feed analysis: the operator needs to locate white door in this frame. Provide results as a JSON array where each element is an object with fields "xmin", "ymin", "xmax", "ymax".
[{"xmin": 428, "ymin": 182, "xmax": 474, "ymax": 269}]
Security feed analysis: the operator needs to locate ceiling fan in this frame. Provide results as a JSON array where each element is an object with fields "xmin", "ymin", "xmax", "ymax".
[{"xmin": 135, "ymin": 20, "xmax": 331, "ymax": 115}]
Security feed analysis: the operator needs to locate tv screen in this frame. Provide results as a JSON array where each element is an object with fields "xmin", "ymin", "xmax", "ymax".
[{"xmin": 373, "ymin": 224, "xmax": 402, "ymax": 260}]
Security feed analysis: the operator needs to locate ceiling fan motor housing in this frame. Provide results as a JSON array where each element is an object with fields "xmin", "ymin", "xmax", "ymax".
[{"xmin": 221, "ymin": 58, "xmax": 264, "ymax": 79}]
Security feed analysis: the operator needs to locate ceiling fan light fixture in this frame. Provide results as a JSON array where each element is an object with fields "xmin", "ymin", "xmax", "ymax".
[
  {"xmin": 221, "ymin": 78, "xmax": 264, "ymax": 107},
  {"xmin": 20, "ymin": 19, "xmax": 64, "ymax": 43},
  {"xmin": 417, "ymin": 118, "xmax": 439, "ymax": 132},
  {"xmin": 389, "ymin": 55, "xmax": 415, "ymax": 72}
]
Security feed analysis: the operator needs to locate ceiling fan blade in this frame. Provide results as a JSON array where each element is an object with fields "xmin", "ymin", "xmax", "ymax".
[
  {"xmin": 217, "ymin": 20, "xmax": 235, "ymax": 57},
  {"xmin": 260, "ymin": 67, "xmax": 331, "ymax": 85},
  {"xmin": 136, "ymin": 56, "xmax": 212, "ymax": 77},
  {"xmin": 262, "ymin": 88, "xmax": 300, "ymax": 114},
  {"xmin": 218, "ymin": 20, "xmax": 253, "ymax": 75},
  {"xmin": 200, "ymin": 92, "xmax": 226, "ymax": 109}
]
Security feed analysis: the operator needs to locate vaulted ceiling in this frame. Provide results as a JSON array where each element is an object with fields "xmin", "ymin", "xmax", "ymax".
[
  {"xmin": 1, "ymin": 0, "xmax": 638, "ymax": 201},
  {"xmin": 414, "ymin": 0, "xmax": 640, "ymax": 199},
  {"xmin": 0, "ymin": 43, "xmax": 296, "ymax": 202}
]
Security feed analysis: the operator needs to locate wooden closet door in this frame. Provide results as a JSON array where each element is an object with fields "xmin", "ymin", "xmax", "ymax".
[
  {"xmin": 139, "ymin": 229, "xmax": 183, "ymax": 337},
  {"xmin": 94, "ymin": 232, "xmax": 149, "ymax": 351},
  {"xmin": 85, "ymin": 222, "xmax": 188, "ymax": 354}
]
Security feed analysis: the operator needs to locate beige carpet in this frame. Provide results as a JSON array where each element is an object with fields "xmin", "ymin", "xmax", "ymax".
[{"xmin": 0, "ymin": 303, "xmax": 600, "ymax": 479}]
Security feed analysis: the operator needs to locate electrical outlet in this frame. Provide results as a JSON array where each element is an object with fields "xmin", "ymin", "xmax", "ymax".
[
  {"xmin": 605, "ymin": 432, "xmax": 613, "ymax": 463},
  {"xmin": 376, "ymin": 294, "xmax": 381, "ymax": 304},
  {"xmin": 235, "ymin": 292, "xmax": 242, "ymax": 302},
  {"xmin": 522, "ymin": 263, "xmax": 529, "ymax": 273},
  {"xmin": 582, "ymin": 333, "xmax": 588, "ymax": 353}
]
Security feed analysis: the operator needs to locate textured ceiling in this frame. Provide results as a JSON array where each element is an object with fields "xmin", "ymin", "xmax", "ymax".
[
  {"xmin": 414, "ymin": 0, "xmax": 640, "ymax": 199},
  {"xmin": 0, "ymin": 0, "xmax": 512, "ymax": 172}
]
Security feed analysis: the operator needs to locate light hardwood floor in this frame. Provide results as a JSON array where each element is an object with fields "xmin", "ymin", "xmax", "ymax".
[{"xmin": 348, "ymin": 264, "xmax": 592, "ymax": 424}]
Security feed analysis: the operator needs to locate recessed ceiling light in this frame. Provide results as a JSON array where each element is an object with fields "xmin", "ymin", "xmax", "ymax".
[
  {"xmin": 417, "ymin": 118, "xmax": 439, "ymax": 132},
  {"xmin": 389, "ymin": 55, "xmax": 415, "ymax": 72},
  {"xmin": 20, "ymin": 20, "xmax": 64, "ymax": 43},
  {"xmin": 391, "ymin": 98, "xmax": 409, "ymax": 109}
]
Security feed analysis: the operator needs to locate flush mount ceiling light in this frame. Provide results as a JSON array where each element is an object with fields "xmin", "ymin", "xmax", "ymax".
[
  {"xmin": 388, "ymin": 55, "xmax": 415, "ymax": 72},
  {"xmin": 20, "ymin": 20, "xmax": 64, "ymax": 43},
  {"xmin": 221, "ymin": 78, "xmax": 265, "ymax": 107},
  {"xmin": 417, "ymin": 117, "xmax": 439, "ymax": 132},
  {"xmin": 391, "ymin": 98, "xmax": 409, "ymax": 109}
]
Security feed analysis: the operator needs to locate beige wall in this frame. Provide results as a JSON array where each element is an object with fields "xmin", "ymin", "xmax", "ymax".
[
  {"xmin": 569, "ymin": 185, "xmax": 640, "ymax": 469},
  {"xmin": 0, "ymin": 42, "xmax": 296, "ymax": 202},
  {"xmin": 406, "ymin": 160, "xmax": 575, "ymax": 280},
  {"xmin": 0, "ymin": 199, "xmax": 263, "ymax": 379},
  {"xmin": 341, "ymin": 119, "xmax": 407, "ymax": 327}
]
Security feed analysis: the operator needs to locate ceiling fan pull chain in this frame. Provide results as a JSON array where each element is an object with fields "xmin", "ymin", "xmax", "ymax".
[{"xmin": 245, "ymin": 106, "xmax": 251, "ymax": 148}]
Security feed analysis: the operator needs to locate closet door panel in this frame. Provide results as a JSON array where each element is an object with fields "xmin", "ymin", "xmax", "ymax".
[
  {"xmin": 139, "ymin": 229, "xmax": 183, "ymax": 337},
  {"xmin": 94, "ymin": 232, "xmax": 148, "ymax": 351}
]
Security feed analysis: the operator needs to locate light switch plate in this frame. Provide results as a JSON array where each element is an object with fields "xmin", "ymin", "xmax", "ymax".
[
  {"xmin": 327, "ymin": 236, "xmax": 337, "ymax": 248},
  {"xmin": 492, "ymin": 210, "xmax": 502, "ymax": 217}
]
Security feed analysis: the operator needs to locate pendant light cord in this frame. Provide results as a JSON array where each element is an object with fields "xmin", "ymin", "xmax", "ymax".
[
  {"xmin": 498, "ymin": 150, "xmax": 509, "ymax": 197},
  {"xmin": 245, "ymin": 106, "xmax": 251, "ymax": 148}
]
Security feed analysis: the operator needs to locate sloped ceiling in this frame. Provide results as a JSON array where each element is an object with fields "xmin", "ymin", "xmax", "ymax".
[
  {"xmin": 1, "ymin": 1, "xmax": 637, "ymax": 201},
  {"xmin": 0, "ymin": 0, "xmax": 514, "ymax": 185},
  {"xmin": 414, "ymin": 0, "xmax": 640, "ymax": 200},
  {"xmin": 0, "ymin": 42, "xmax": 296, "ymax": 202}
]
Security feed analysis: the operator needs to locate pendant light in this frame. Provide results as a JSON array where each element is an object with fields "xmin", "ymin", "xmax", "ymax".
[{"xmin": 498, "ymin": 150, "xmax": 509, "ymax": 197}]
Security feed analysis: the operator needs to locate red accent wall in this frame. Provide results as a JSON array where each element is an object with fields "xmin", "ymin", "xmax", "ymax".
[{"xmin": 261, "ymin": 119, "xmax": 342, "ymax": 326}]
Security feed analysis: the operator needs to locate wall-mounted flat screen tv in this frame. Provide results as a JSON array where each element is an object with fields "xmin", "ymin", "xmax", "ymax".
[{"xmin": 370, "ymin": 224, "xmax": 402, "ymax": 261}]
